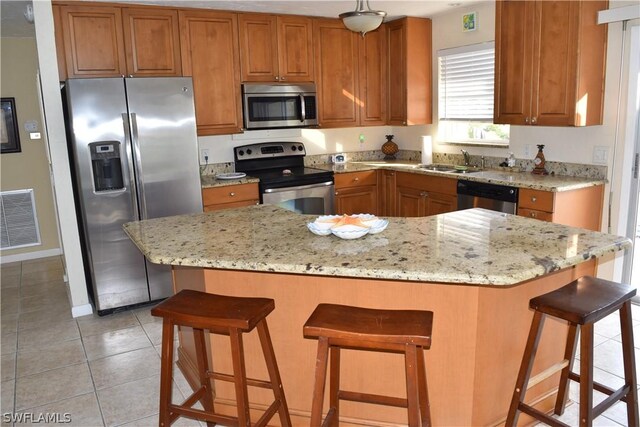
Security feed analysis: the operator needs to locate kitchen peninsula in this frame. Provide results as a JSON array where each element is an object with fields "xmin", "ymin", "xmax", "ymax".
[{"xmin": 124, "ymin": 206, "xmax": 629, "ymax": 426}]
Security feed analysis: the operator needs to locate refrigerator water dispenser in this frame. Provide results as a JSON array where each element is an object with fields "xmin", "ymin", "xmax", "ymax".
[{"xmin": 89, "ymin": 141, "xmax": 124, "ymax": 192}]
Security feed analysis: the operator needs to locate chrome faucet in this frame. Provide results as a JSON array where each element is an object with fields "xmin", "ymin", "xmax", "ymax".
[{"xmin": 461, "ymin": 149, "xmax": 471, "ymax": 166}]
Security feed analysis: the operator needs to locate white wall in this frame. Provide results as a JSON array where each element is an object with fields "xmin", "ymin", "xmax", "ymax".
[{"xmin": 33, "ymin": 1, "xmax": 92, "ymax": 317}]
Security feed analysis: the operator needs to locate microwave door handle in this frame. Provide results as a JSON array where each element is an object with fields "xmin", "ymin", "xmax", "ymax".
[{"xmin": 299, "ymin": 93, "xmax": 306, "ymax": 122}]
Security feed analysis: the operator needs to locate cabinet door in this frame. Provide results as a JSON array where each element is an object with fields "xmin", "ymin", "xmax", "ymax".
[
  {"xmin": 179, "ymin": 10, "xmax": 243, "ymax": 135},
  {"xmin": 123, "ymin": 8, "xmax": 182, "ymax": 76},
  {"xmin": 358, "ymin": 25, "xmax": 387, "ymax": 126},
  {"xmin": 425, "ymin": 192, "xmax": 457, "ymax": 216},
  {"xmin": 60, "ymin": 5, "xmax": 126, "ymax": 78},
  {"xmin": 277, "ymin": 16, "xmax": 314, "ymax": 82},
  {"xmin": 335, "ymin": 186, "xmax": 378, "ymax": 215},
  {"xmin": 396, "ymin": 186, "xmax": 425, "ymax": 217},
  {"xmin": 238, "ymin": 14, "xmax": 279, "ymax": 82},
  {"xmin": 530, "ymin": 1, "xmax": 579, "ymax": 126},
  {"xmin": 378, "ymin": 170, "xmax": 397, "ymax": 216},
  {"xmin": 386, "ymin": 20, "xmax": 406, "ymax": 125},
  {"xmin": 314, "ymin": 19, "xmax": 359, "ymax": 127},
  {"xmin": 494, "ymin": 0, "xmax": 535, "ymax": 125}
]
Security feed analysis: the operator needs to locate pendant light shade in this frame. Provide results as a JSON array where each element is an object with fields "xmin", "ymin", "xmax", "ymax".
[{"xmin": 339, "ymin": 0, "xmax": 387, "ymax": 36}]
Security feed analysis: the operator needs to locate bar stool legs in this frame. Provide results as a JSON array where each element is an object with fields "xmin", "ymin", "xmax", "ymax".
[{"xmin": 506, "ymin": 277, "xmax": 638, "ymax": 427}]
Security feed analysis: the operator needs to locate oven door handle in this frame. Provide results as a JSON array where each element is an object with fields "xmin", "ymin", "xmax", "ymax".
[
  {"xmin": 299, "ymin": 93, "xmax": 306, "ymax": 122},
  {"xmin": 263, "ymin": 180, "xmax": 333, "ymax": 193}
]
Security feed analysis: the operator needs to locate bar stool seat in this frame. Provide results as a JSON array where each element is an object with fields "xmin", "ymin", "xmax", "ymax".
[
  {"xmin": 304, "ymin": 303, "xmax": 433, "ymax": 427},
  {"xmin": 152, "ymin": 290, "xmax": 291, "ymax": 427},
  {"xmin": 506, "ymin": 276, "xmax": 639, "ymax": 427}
]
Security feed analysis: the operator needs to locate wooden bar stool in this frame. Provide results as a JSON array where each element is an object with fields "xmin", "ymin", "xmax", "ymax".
[
  {"xmin": 506, "ymin": 276, "xmax": 638, "ymax": 427},
  {"xmin": 151, "ymin": 289, "xmax": 292, "ymax": 427},
  {"xmin": 303, "ymin": 303, "xmax": 433, "ymax": 427}
]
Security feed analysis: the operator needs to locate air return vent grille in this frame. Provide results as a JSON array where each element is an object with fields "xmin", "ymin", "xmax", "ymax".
[{"xmin": 1, "ymin": 189, "xmax": 41, "ymax": 250}]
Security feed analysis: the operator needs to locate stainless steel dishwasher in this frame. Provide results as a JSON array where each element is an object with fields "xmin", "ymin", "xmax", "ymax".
[{"xmin": 457, "ymin": 181, "xmax": 518, "ymax": 214}]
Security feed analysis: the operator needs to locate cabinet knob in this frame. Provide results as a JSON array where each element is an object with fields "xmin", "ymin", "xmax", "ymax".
[
  {"xmin": 531, "ymin": 117, "xmax": 537, "ymax": 124},
  {"xmin": 229, "ymin": 192, "xmax": 235, "ymax": 197},
  {"xmin": 354, "ymin": 177, "xmax": 359, "ymax": 182},
  {"xmin": 280, "ymin": 76, "xmax": 286, "ymax": 81},
  {"xmin": 275, "ymin": 76, "xmax": 280, "ymax": 80},
  {"xmin": 530, "ymin": 212, "xmax": 537, "ymax": 218},
  {"xmin": 403, "ymin": 121, "xmax": 407, "ymax": 125},
  {"xmin": 531, "ymin": 196, "xmax": 537, "ymax": 202},
  {"xmin": 420, "ymin": 191, "xmax": 428, "ymax": 197},
  {"xmin": 525, "ymin": 117, "xmax": 530, "ymax": 124},
  {"xmin": 390, "ymin": 172, "xmax": 395, "ymax": 176},
  {"xmin": 335, "ymin": 191, "xmax": 339, "ymax": 196}
]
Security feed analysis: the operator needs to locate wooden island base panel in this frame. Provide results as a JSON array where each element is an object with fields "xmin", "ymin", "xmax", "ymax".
[{"xmin": 172, "ymin": 261, "xmax": 594, "ymax": 427}]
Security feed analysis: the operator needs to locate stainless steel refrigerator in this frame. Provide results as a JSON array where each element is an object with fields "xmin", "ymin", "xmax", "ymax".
[{"xmin": 65, "ymin": 77, "xmax": 202, "ymax": 315}]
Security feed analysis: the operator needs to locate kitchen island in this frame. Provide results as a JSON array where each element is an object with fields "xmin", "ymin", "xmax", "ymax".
[{"xmin": 124, "ymin": 206, "xmax": 629, "ymax": 426}]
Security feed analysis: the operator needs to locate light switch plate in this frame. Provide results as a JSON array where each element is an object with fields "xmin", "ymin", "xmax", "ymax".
[{"xmin": 593, "ymin": 146, "xmax": 609, "ymax": 164}]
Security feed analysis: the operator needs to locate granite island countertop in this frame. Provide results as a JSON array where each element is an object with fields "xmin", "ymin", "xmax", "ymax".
[
  {"xmin": 123, "ymin": 205, "xmax": 629, "ymax": 287},
  {"xmin": 200, "ymin": 160, "xmax": 605, "ymax": 192}
]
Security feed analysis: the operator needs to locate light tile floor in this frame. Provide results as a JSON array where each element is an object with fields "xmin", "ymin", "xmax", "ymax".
[{"xmin": 1, "ymin": 256, "xmax": 639, "ymax": 426}]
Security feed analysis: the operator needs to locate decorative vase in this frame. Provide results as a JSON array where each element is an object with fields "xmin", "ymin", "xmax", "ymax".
[
  {"xmin": 381, "ymin": 135, "xmax": 399, "ymax": 160},
  {"xmin": 531, "ymin": 144, "xmax": 549, "ymax": 175}
]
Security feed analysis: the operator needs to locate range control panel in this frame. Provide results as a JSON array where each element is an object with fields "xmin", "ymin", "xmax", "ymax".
[{"xmin": 234, "ymin": 142, "xmax": 306, "ymax": 162}]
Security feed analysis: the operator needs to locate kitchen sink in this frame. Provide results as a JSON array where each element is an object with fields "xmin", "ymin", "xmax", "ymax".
[{"xmin": 417, "ymin": 164, "xmax": 485, "ymax": 174}]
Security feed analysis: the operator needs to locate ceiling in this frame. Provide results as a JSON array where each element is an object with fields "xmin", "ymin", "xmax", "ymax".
[{"xmin": 1, "ymin": 0, "xmax": 480, "ymax": 38}]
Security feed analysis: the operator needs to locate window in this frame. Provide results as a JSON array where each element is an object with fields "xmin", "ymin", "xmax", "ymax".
[{"xmin": 438, "ymin": 42, "xmax": 509, "ymax": 146}]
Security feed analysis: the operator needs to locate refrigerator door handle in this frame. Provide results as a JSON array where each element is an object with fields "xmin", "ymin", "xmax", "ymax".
[
  {"xmin": 121, "ymin": 113, "xmax": 140, "ymax": 220},
  {"xmin": 128, "ymin": 112, "xmax": 148, "ymax": 220}
]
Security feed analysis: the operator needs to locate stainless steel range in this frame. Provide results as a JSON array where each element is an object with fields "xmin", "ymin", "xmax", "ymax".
[{"xmin": 234, "ymin": 142, "xmax": 334, "ymax": 215}]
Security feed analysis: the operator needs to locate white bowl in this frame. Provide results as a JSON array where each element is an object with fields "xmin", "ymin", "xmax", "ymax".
[
  {"xmin": 307, "ymin": 222, "xmax": 332, "ymax": 236},
  {"xmin": 313, "ymin": 215, "xmax": 342, "ymax": 230},
  {"xmin": 351, "ymin": 213, "xmax": 380, "ymax": 227},
  {"xmin": 367, "ymin": 219, "xmax": 389, "ymax": 234},
  {"xmin": 331, "ymin": 228, "xmax": 370, "ymax": 240}
]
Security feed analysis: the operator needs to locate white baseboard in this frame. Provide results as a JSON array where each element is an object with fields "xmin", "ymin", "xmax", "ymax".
[
  {"xmin": 71, "ymin": 303, "xmax": 93, "ymax": 318},
  {"xmin": 0, "ymin": 248, "xmax": 63, "ymax": 264}
]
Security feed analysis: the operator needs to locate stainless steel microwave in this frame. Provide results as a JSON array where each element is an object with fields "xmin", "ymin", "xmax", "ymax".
[{"xmin": 242, "ymin": 83, "xmax": 318, "ymax": 130}]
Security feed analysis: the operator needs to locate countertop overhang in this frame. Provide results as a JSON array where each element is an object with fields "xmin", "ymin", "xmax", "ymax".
[{"xmin": 123, "ymin": 205, "xmax": 629, "ymax": 287}]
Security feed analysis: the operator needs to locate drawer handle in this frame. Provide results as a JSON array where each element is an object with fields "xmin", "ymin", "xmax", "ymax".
[
  {"xmin": 531, "ymin": 196, "xmax": 537, "ymax": 202},
  {"xmin": 229, "ymin": 192, "xmax": 235, "ymax": 197},
  {"xmin": 354, "ymin": 177, "xmax": 359, "ymax": 182}
]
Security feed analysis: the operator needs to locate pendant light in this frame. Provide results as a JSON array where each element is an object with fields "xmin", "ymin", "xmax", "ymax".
[{"xmin": 339, "ymin": 0, "xmax": 387, "ymax": 36}]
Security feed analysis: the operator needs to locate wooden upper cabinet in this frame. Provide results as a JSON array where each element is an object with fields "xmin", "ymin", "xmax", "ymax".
[
  {"xmin": 386, "ymin": 17, "xmax": 432, "ymax": 126},
  {"xmin": 239, "ymin": 14, "xmax": 313, "ymax": 82},
  {"xmin": 238, "ymin": 14, "xmax": 279, "ymax": 81},
  {"xmin": 494, "ymin": 0, "xmax": 608, "ymax": 127},
  {"xmin": 59, "ymin": 5, "xmax": 126, "ymax": 78},
  {"xmin": 52, "ymin": 5, "xmax": 67, "ymax": 81},
  {"xmin": 314, "ymin": 18, "xmax": 360, "ymax": 128},
  {"xmin": 122, "ymin": 8, "xmax": 182, "ymax": 76},
  {"xmin": 277, "ymin": 16, "xmax": 314, "ymax": 82},
  {"xmin": 179, "ymin": 10, "xmax": 243, "ymax": 135},
  {"xmin": 358, "ymin": 25, "xmax": 387, "ymax": 126}
]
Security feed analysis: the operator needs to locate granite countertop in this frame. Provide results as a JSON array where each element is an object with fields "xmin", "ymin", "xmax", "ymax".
[
  {"xmin": 200, "ymin": 161, "xmax": 605, "ymax": 192},
  {"xmin": 201, "ymin": 174, "xmax": 260, "ymax": 189},
  {"xmin": 315, "ymin": 161, "xmax": 606, "ymax": 192},
  {"xmin": 123, "ymin": 205, "xmax": 629, "ymax": 287}
]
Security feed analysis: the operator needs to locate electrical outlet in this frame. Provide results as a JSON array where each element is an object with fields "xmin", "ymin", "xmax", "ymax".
[
  {"xmin": 592, "ymin": 146, "xmax": 609, "ymax": 164},
  {"xmin": 200, "ymin": 149, "xmax": 210, "ymax": 164},
  {"xmin": 359, "ymin": 133, "xmax": 365, "ymax": 144}
]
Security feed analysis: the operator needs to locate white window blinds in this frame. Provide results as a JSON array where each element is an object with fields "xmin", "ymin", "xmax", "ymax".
[{"xmin": 438, "ymin": 42, "xmax": 495, "ymax": 121}]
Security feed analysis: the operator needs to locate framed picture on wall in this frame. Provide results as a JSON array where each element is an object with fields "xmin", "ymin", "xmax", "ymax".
[{"xmin": 1, "ymin": 98, "xmax": 21, "ymax": 154}]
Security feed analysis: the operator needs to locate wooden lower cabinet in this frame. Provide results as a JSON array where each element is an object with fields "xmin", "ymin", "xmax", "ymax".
[
  {"xmin": 334, "ymin": 171, "xmax": 378, "ymax": 215},
  {"xmin": 394, "ymin": 172, "xmax": 457, "ymax": 217},
  {"xmin": 202, "ymin": 183, "xmax": 259, "ymax": 212},
  {"xmin": 517, "ymin": 185, "xmax": 604, "ymax": 231},
  {"xmin": 377, "ymin": 169, "xmax": 397, "ymax": 216}
]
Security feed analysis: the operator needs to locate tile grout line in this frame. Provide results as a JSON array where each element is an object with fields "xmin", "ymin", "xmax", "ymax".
[{"xmin": 81, "ymin": 309, "xmax": 109, "ymax": 427}]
